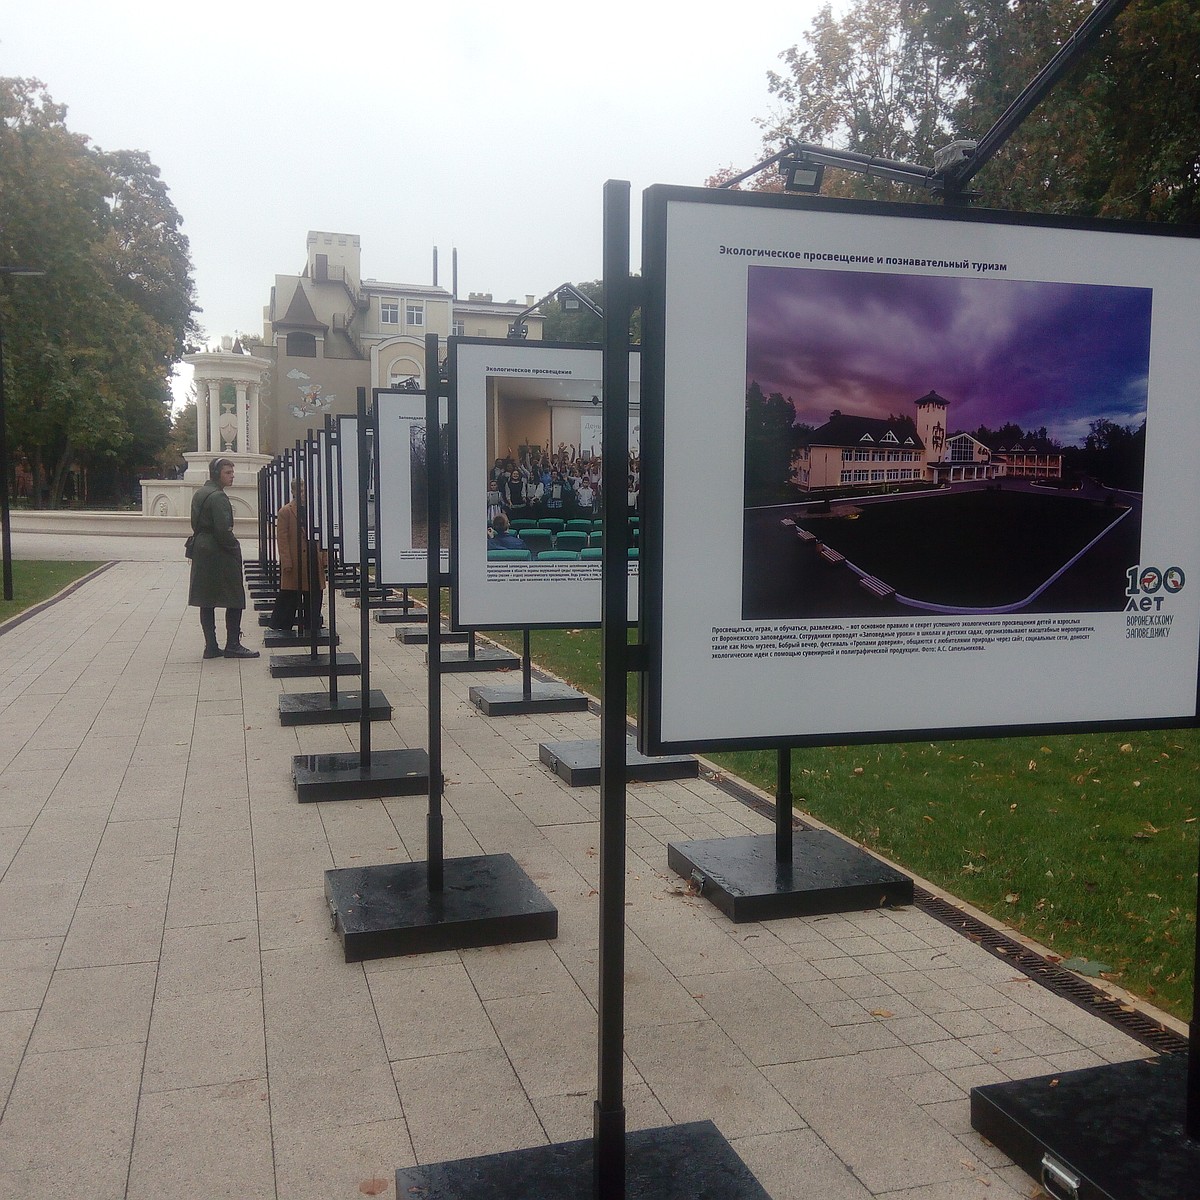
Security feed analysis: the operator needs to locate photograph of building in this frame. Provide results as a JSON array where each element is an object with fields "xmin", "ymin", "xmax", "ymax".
[{"xmin": 741, "ymin": 265, "xmax": 1151, "ymax": 618}]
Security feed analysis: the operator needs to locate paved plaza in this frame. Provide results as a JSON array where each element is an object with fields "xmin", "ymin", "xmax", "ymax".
[{"xmin": 0, "ymin": 533, "xmax": 1175, "ymax": 1198}]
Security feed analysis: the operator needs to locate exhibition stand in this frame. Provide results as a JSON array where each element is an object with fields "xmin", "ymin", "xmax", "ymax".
[
  {"xmin": 291, "ymin": 390, "xmax": 428, "ymax": 802},
  {"xmin": 277, "ymin": 423, "xmax": 392, "ymax": 728},
  {"xmin": 324, "ymin": 351, "xmax": 557, "ymax": 961}
]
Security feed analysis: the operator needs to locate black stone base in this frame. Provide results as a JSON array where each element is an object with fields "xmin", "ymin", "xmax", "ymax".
[
  {"xmin": 393, "ymin": 1120, "xmax": 769, "ymax": 1199},
  {"xmin": 269, "ymin": 652, "xmax": 361, "ymax": 679},
  {"xmin": 971, "ymin": 1055, "xmax": 1200, "ymax": 1200},
  {"xmin": 469, "ymin": 683, "xmax": 589, "ymax": 717},
  {"xmin": 396, "ymin": 625, "xmax": 468, "ymax": 646},
  {"xmin": 277, "ymin": 689, "xmax": 392, "ymax": 726},
  {"xmin": 667, "ymin": 829, "xmax": 912, "ymax": 923},
  {"xmin": 432, "ymin": 646, "xmax": 521, "ymax": 673},
  {"xmin": 373, "ymin": 609, "xmax": 427, "ymax": 624},
  {"xmin": 263, "ymin": 628, "xmax": 335, "ymax": 649},
  {"xmin": 540, "ymin": 737, "xmax": 698, "ymax": 787},
  {"xmin": 292, "ymin": 748, "xmax": 430, "ymax": 802},
  {"xmin": 325, "ymin": 853, "xmax": 558, "ymax": 962}
]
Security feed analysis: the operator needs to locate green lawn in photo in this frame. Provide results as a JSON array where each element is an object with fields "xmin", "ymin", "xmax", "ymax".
[
  {"xmin": 0, "ymin": 560, "xmax": 103, "ymax": 624},
  {"xmin": 797, "ymin": 489, "xmax": 1130, "ymax": 606},
  {"xmin": 480, "ymin": 621, "xmax": 1197, "ymax": 1021}
]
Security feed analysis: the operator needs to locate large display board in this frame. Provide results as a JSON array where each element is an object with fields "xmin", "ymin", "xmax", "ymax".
[
  {"xmin": 639, "ymin": 185, "xmax": 1200, "ymax": 752},
  {"xmin": 451, "ymin": 338, "xmax": 640, "ymax": 630},
  {"xmin": 374, "ymin": 390, "xmax": 450, "ymax": 587}
]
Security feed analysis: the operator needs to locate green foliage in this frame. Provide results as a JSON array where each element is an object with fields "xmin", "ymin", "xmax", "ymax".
[
  {"xmin": 735, "ymin": 0, "xmax": 1200, "ymax": 220},
  {"xmin": 539, "ymin": 279, "xmax": 641, "ymax": 344},
  {"xmin": 0, "ymin": 77, "xmax": 198, "ymax": 507}
]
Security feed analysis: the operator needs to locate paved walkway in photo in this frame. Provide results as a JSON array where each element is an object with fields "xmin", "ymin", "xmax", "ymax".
[{"xmin": 0, "ymin": 533, "xmax": 1170, "ymax": 1198}]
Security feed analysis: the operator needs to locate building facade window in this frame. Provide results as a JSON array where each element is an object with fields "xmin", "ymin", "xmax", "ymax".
[
  {"xmin": 286, "ymin": 332, "xmax": 317, "ymax": 357},
  {"xmin": 452, "ymin": 319, "xmax": 465, "ymax": 337},
  {"xmin": 406, "ymin": 302, "xmax": 424, "ymax": 327},
  {"xmin": 381, "ymin": 299, "xmax": 399, "ymax": 324}
]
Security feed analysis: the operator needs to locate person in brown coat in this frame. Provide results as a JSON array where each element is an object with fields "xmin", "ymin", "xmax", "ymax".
[{"xmin": 269, "ymin": 478, "xmax": 326, "ymax": 633}]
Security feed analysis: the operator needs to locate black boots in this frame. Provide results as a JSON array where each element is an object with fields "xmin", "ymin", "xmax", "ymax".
[
  {"xmin": 223, "ymin": 609, "xmax": 259, "ymax": 658},
  {"xmin": 201, "ymin": 609, "xmax": 222, "ymax": 658}
]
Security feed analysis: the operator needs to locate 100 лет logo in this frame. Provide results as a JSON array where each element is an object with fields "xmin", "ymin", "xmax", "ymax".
[{"xmin": 1124, "ymin": 564, "xmax": 1184, "ymax": 616}]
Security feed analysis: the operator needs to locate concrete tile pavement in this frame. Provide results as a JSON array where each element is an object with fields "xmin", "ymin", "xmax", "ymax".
[{"xmin": 0, "ymin": 539, "xmax": 1161, "ymax": 1198}]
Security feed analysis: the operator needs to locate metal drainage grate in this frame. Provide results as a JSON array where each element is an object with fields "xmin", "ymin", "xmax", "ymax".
[{"xmin": 912, "ymin": 886, "xmax": 1188, "ymax": 1056}]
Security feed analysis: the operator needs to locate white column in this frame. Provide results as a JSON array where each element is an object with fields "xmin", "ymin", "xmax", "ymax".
[
  {"xmin": 248, "ymin": 383, "xmax": 260, "ymax": 454},
  {"xmin": 208, "ymin": 379, "xmax": 222, "ymax": 453},
  {"xmin": 235, "ymin": 382, "xmax": 249, "ymax": 454},
  {"xmin": 195, "ymin": 380, "xmax": 209, "ymax": 453}
]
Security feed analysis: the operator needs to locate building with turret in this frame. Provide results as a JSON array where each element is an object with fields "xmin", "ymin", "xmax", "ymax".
[
  {"xmin": 257, "ymin": 232, "xmax": 543, "ymax": 453},
  {"xmin": 792, "ymin": 389, "xmax": 1061, "ymax": 492}
]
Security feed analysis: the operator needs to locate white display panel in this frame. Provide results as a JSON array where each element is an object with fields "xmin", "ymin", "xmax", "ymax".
[
  {"xmin": 374, "ymin": 391, "xmax": 450, "ymax": 587},
  {"xmin": 337, "ymin": 415, "xmax": 361, "ymax": 566},
  {"xmin": 451, "ymin": 339, "xmax": 640, "ymax": 629},
  {"xmin": 641, "ymin": 186, "xmax": 1200, "ymax": 751}
]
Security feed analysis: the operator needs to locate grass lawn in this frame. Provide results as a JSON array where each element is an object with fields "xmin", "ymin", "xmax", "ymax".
[
  {"xmin": 480, "ymin": 621, "xmax": 1197, "ymax": 1021},
  {"xmin": 798, "ymin": 489, "xmax": 1130, "ymax": 606},
  {"xmin": 0, "ymin": 560, "xmax": 104, "ymax": 625}
]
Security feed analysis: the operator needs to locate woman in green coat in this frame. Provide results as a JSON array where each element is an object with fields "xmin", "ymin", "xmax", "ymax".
[{"xmin": 189, "ymin": 457, "xmax": 258, "ymax": 659}]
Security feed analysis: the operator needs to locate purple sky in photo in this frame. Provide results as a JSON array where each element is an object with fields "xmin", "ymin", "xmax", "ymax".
[{"xmin": 746, "ymin": 265, "xmax": 1153, "ymax": 447}]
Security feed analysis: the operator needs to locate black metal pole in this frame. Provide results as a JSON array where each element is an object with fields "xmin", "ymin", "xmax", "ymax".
[
  {"xmin": 522, "ymin": 628, "xmax": 532, "ymax": 700},
  {"xmin": 323, "ymin": 419, "xmax": 339, "ymax": 704},
  {"xmin": 304, "ymin": 437, "xmax": 319, "ymax": 656},
  {"xmin": 776, "ymin": 748, "xmax": 793, "ymax": 863},
  {"xmin": 594, "ymin": 177, "xmax": 631, "ymax": 1200},
  {"xmin": 425, "ymin": 334, "xmax": 444, "ymax": 891},
  {"xmin": 356, "ymin": 387, "xmax": 372, "ymax": 767},
  {"xmin": 1188, "ymin": 826, "xmax": 1199, "ymax": 1140},
  {"xmin": 0, "ymin": 317, "xmax": 13, "ymax": 601}
]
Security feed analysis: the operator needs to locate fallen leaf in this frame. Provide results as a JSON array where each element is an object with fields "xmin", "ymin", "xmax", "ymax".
[
  {"xmin": 1005, "ymin": 893, "xmax": 1020, "ymax": 904},
  {"xmin": 1061, "ymin": 957, "xmax": 1110, "ymax": 977},
  {"xmin": 1119, "ymin": 743, "xmax": 1133, "ymax": 753},
  {"xmin": 870, "ymin": 1008, "xmax": 894, "ymax": 1019},
  {"xmin": 359, "ymin": 1178, "xmax": 389, "ymax": 1196}
]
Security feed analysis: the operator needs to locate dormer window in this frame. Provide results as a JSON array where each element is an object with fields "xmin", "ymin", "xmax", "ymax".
[
  {"xmin": 859, "ymin": 433, "xmax": 874, "ymax": 443},
  {"xmin": 881, "ymin": 430, "xmax": 898, "ymax": 444}
]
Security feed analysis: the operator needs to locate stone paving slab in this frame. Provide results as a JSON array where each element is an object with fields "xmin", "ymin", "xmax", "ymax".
[{"xmin": 0, "ymin": 540, "xmax": 1167, "ymax": 1199}]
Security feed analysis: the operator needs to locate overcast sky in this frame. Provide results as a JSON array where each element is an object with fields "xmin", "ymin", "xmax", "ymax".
[
  {"xmin": 3, "ymin": 0, "xmax": 833, "ymax": 347},
  {"xmin": 746, "ymin": 266, "xmax": 1153, "ymax": 448}
]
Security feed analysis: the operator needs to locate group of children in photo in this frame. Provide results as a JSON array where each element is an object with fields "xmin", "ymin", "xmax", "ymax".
[{"xmin": 486, "ymin": 442, "xmax": 641, "ymax": 560}]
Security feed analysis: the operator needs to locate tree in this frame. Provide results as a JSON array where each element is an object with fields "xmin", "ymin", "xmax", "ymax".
[
  {"xmin": 539, "ymin": 279, "xmax": 642, "ymax": 344},
  {"xmin": 728, "ymin": 0, "xmax": 1199, "ymax": 221},
  {"xmin": 0, "ymin": 77, "xmax": 198, "ymax": 507},
  {"xmin": 745, "ymin": 380, "xmax": 800, "ymax": 504}
]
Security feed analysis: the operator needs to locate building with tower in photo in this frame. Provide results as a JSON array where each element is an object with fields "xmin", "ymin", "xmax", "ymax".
[{"xmin": 792, "ymin": 390, "xmax": 1062, "ymax": 492}]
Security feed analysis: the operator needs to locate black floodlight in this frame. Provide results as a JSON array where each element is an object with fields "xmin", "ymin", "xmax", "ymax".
[
  {"xmin": 780, "ymin": 154, "xmax": 825, "ymax": 194},
  {"xmin": 506, "ymin": 320, "xmax": 528, "ymax": 340}
]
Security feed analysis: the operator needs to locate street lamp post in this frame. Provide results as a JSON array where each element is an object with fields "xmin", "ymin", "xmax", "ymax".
[{"xmin": 0, "ymin": 266, "xmax": 46, "ymax": 601}]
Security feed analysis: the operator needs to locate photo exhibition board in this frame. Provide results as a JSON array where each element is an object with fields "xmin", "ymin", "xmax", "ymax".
[
  {"xmin": 336, "ymin": 415, "xmax": 360, "ymax": 567},
  {"xmin": 374, "ymin": 390, "xmax": 450, "ymax": 588},
  {"xmin": 639, "ymin": 185, "xmax": 1200, "ymax": 752},
  {"xmin": 451, "ymin": 338, "xmax": 641, "ymax": 630}
]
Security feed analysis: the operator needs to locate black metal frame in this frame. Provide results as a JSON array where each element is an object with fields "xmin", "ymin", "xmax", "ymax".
[{"xmin": 638, "ymin": 183, "xmax": 1200, "ymax": 756}]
